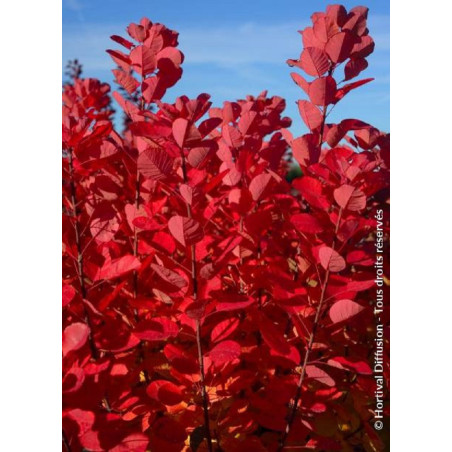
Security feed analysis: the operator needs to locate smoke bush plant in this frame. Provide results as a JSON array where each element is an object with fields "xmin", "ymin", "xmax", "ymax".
[{"xmin": 62, "ymin": 4, "xmax": 389, "ymax": 451}]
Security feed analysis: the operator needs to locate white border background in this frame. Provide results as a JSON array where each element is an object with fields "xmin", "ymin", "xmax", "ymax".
[{"xmin": 0, "ymin": 0, "xmax": 450, "ymax": 449}]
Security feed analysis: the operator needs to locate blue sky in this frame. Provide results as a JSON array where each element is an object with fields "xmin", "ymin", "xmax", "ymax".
[{"xmin": 63, "ymin": 0, "xmax": 389, "ymax": 135}]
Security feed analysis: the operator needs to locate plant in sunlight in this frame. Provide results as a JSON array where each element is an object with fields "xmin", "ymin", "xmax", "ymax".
[{"xmin": 63, "ymin": 6, "xmax": 389, "ymax": 451}]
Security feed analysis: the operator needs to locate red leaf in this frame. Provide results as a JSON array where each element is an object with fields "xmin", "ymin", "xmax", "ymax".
[
  {"xmin": 325, "ymin": 31, "xmax": 356, "ymax": 63},
  {"xmin": 335, "ymin": 78, "xmax": 374, "ymax": 102},
  {"xmin": 110, "ymin": 34, "xmax": 134, "ymax": 49},
  {"xmin": 112, "ymin": 69, "xmax": 139, "ymax": 94},
  {"xmin": 94, "ymin": 255, "xmax": 141, "ymax": 281},
  {"xmin": 130, "ymin": 45, "xmax": 156, "ymax": 76},
  {"xmin": 62, "ymin": 284, "xmax": 76, "ymax": 307},
  {"xmin": 152, "ymin": 417, "xmax": 187, "ymax": 443},
  {"xmin": 127, "ymin": 23, "xmax": 147, "ymax": 42},
  {"xmin": 168, "ymin": 215, "xmax": 204, "ymax": 247},
  {"xmin": 318, "ymin": 246, "xmax": 346, "ymax": 272},
  {"xmin": 208, "ymin": 340, "xmax": 241, "ymax": 367},
  {"xmin": 89, "ymin": 202, "xmax": 120, "ymax": 243},
  {"xmin": 106, "ymin": 49, "xmax": 131, "ymax": 71},
  {"xmin": 110, "ymin": 434, "xmax": 148, "ymax": 452},
  {"xmin": 146, "ymin": 380, "xmax": 183, "ymax": 405},
  {"xmin": 309, "ymin": 76, "xmax": 337, "ymax": 106},
  {"xmin": 344, "ymin": 57, "xmax": 368, "ymax": 81},
  {"xmin": 297, "ymin": 100, "xmax": 323, "ymax": 131},
  {"xmin": 185, "ymin": 300, "xmax": 207, "ymax": 320},
  {"xmin": 329, "ymin": 356, "xmax": 372, "ymax": 375},
  {"xmin": 151, "ymin": 264, "xmax": 188, "ymax": 289},
  {"xmin": 306, "ymin": 365, "xmax": 335, "ymax": 387},
  {"xmin": 291, "ymin": 134, "xmax": 320, "ymax": 166},
  {"xmin": 172, "ymin": 118, "xmax": 189, "ymax": 148},
  {"xmin": 300, "ymin": 47, "xmax": 330, "ymax": 77},
  {"xmin": 329, "ymin": 299, "xmax": 364, "ymax": 323},
  {"xmin": 249, "ymin": 173, "xmax": 272, "ymax": 201},
  {"xmin": 334, "ymin": 184, "xmax": 366, "ymax": 211},
  {"xmin": 291, "ymin": 213, "xmax": 324, "ymax": 234},
  {"xmin": 290, "ymin": 72, "xmax": 310, "ymax": 95},
  {"xmin": 259, "ymin": 313, "xmax": 291, "ymax": 355},
  {"xmin": 326, "ymin": 5, "xmax": 347, "ymax": 27},
  {"xmin": 210, "ymin": 318, "xmax": 240, "ymax": 343},
  {"xmin": 133, "ymin": 317, "xmax": 179, "ymax": 341},
  {"xmin": 238, "ymin": 111, "xmax": 257, "ymax": 135},
  {"xmin": 223, "ymin": 124, "xmax": 243, "ymax": 148},
  {"xmin": 351, "ymin": 35, "xmax": 375, "ymax": 59},
  {"xmin": 63, "ymin": 323, "xmax": 89, "ymax": 357},
  {"xmin": 293, "ymin": 176, "xmax": 329, "ymax": 210},
  {"xmin": 216, "ymin": 297, "xmax": 254, "ymax": 312},
  {"xmin": 187, "ymin": 146, "xmax": 212, "ymax": 168},
  {"xmin": 137, "ymin": 148, "xmax": 174, "ymax": 180}
]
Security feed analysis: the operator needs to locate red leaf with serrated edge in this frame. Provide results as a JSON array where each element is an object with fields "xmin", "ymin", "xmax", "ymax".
[
  {"xmin": 63, "ymin": 323, "xmax": 89, "ymax": 357},
  {"xmin": 146, "ymin": 380, "xmax": 183, "ymax": 405},
  {"xmin": 319, "ymin": 246, "xmax": 346, "ymax": 272},
  {"xmin": 300, "ymin": 47, "xmax": 330, "ymax": 77},
  {"xmin": 168, "ymin": 215, "xmax": 204, "ymax": 246},
  {"xmin": 325, "ymin": 31, "xmax": 357, "ymax": 63},
  {"xmin": 329, "ymin": 299, "xmax": 364, "ymax": 323},
  {"xmin": 334, "ymin": 184, "xmax": 366, "ymax": 211},
  {"xmin": 133, "ymin": 318, "xmax": 178, "ymax": 341},
  {"xmin": 208, "ymin": 340, "xmax": 241, "ymax": 367},
  {"xmin": 297, "ymin": 100, "xmax": 323, "ymax": 131},
  {"xmin": 137, "ymin": 147, "xmax": 173, "ymax": 180},
  {"xmin": 291, "ymin": 213, "xmax": 324, "ymax": 234},
  {"xmin": 130, "ymin": 45, "xmax": 156, "ymax": 76},
  {"xmin": 151, "ymin": 264, "xmax": 187, "ymax": 289},
  {"xmin": 249, "ymin": 173, "xmax": 272, "ymax": 201},
  {"xmin": 210, "ymin": 318, "xmax": 240, "ymax": 343},
  {"xmin": 309, "ymin": 76, "xmax": 337, "ymax": 106},
  {"xmin": 94, "ymin": 255, "xmax": 141, "ymax": 281}
]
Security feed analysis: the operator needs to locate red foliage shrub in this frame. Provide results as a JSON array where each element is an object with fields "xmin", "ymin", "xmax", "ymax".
[{"xmin": 63, "ymin": 6, "xmax": 389, "ymax": 451}]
